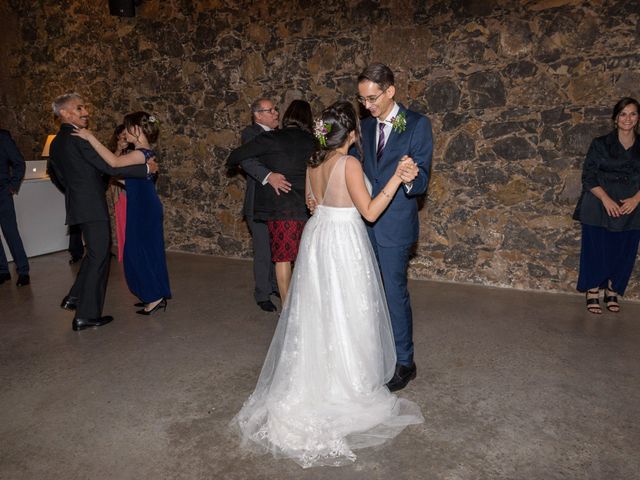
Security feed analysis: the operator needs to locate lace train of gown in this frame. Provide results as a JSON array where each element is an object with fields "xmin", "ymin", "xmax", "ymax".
[{"xmin": 231, "ymin": 156, "xmax": 423, "ymax": 468}]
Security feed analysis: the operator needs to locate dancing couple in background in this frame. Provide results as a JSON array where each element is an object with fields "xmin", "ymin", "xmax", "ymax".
[
  {"xmin": 227, "ymin": 97, "xmax": 292, "ymax": 313},
  {"xmin": 228, "ymin": 99, "xmax": 316, "ymax": 304},
  {"xmin": 74, "ymin": 111, "xmax": 172, "ymax": 316},
  {"xmin": 49, "ymin": 92, "xmax": 170, "ymax": 330}
]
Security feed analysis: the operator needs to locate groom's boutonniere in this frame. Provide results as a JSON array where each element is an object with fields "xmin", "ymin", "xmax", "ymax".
[{"xmin": 390, "ymin": 111, "xmax": 407, "ymax": 133}]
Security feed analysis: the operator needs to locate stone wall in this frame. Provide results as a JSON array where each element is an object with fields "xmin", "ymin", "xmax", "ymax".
[{"xmin": 2, "ymin": 0, "xmax": 639, "ymax": 296}]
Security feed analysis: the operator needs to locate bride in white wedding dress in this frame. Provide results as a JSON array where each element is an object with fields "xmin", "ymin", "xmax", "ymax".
[{"xmin": 231, "ymin": 101, "xmax": 424, "ymax": 468}]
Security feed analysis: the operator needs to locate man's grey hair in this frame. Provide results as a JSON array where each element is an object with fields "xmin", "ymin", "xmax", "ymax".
[
  {"xmin": 250, "ymin": 98, "xmax": 270, "ymax": 116},
  {"xmin": 52, "ymin": 93, "xmax": 83, "ymax": 117}
]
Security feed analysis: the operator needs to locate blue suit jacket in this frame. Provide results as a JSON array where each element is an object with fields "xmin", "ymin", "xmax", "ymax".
[{"xmin": 357, "ymin": 105, "xmax": 432, "ymax": 247}]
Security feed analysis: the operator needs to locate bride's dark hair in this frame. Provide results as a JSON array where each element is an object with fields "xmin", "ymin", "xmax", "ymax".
[{"xmin": 308, "ymin": 101, "xmax": 362, "ymax": 167}]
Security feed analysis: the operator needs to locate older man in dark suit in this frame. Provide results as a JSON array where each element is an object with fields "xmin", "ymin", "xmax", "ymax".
[
  {"xmin": 0, "ymin": 129, "xmax": 29, "ymax": 287},
  {"xmin": 48, "ymin": 93, "xmax": 157, "ymax": 331},
  {"xmin": 229, "ymin": 97, "xmax": 290, "ymax": 312}
]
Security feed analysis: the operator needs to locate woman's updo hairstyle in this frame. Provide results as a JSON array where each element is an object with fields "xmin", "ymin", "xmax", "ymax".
[
  {"xmin": 124, "ymin": 111, "xmax": 160, "ymax": 144},
  {"xmin": 308, "ymin": 101, "xmax": 362, "ymax": 167}
]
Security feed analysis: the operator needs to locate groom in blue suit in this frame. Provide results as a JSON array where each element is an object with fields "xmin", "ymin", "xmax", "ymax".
[{"xmin": 356, "ymin": 63, "xmax": 433, "ymax": 391}]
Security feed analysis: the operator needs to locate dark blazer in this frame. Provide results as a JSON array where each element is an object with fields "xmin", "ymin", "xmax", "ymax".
[
  {"xmin": 228, "ymin": 127, "xmax": 316, "ymax": 221},
  {"xmin": 358, "ymin": 104, "xmax": 432, "ymax": 247},
  {"xmin": 573, "ymin": 130, "xmax": 640, "ymax": 231},
  {"xmin": 49, "ymin": 123, "xmax": 147, "ymax": 225},
  {"xmin": 0, "ymin": 129, "xmax": 25, "ymax": 193},
  {"xmin": 238, "ymin": 123, "xmax": 270, "ymax": 218}
]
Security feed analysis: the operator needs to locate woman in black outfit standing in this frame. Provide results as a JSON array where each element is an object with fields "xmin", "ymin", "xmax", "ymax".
[
  {"xmin": 574, "ymin": 97, "xmax": 640, "ymax": 314},
  {"xmin": 228, "ymin": 100, "xmax": 316, "ymax": 304}
]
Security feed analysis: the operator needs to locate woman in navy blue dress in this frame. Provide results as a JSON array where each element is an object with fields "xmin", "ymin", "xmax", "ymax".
[{"xmin": 73, "ymin": 111, "xmax": 171, "ymax": 315}]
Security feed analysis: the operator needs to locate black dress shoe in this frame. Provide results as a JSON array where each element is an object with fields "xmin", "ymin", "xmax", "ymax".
[
  {"xmin": 16, "ymin": 274, "xmax": 30, "ymax": 287},
  {"xmin": 0, "ymin": 272, "xmax": 10, "ymax": 284},
  {"xmin": 69, "ymin": 256, "xmax": 83, "ymax": 265},
  {"xmin": 257, "ymin": 300, "xmax": 277, "ymax": 312},
  {"xmin": 386, "ymin": 362, "xmax": 417, "ymax": 392},
  {"xmin": 136, "ymin": 298, "xmax": 167, "ymax": 315},
  {"xmin": 61, "ymin": 295, "xmax": 79, "ymax": 310},
  {"xmin": 72, "ymin": 316, "xmax": 113, "ymax": 331}
]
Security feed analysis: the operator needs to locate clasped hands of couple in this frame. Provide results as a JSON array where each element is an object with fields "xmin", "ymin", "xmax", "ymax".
[
  {"xmin": 72, "ymin": 126, "xmax": 159, "ymax": 174},
  {"xmin": 395, "ymin": 155, "xmax": 420, "ymax": 184}
]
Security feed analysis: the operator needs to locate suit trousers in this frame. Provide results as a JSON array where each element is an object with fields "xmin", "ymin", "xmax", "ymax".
[
  {"xmin": 70, "ymin": 220, "xmax": 111, "ymax": 319},
  {"xmin": 68, "ymin": 224, "xmax": 84, "ymax": 259},
  {"xmin": 370, "ymin": 240, "xmax": 414, "ymax": 366},
  {"xmin": 0, "ymin": 188, "xmax": 29, "ymax": 275},
  {"xmin": 246, "ymin": 216, "xmax": 276, "ymax": 302}
]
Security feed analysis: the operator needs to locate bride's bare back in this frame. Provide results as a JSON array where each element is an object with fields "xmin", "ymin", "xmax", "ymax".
[
  {"xmin": 308, "ymin": 153, "xmax": 406, "ymax": 222},
  {"xmin": 307, "ymin": 154, "xmax": 356, "ymax": 208}
]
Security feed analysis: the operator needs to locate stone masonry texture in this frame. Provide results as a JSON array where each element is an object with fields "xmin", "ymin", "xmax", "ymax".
[{"xmin": 1, "ymin": 0, "xmax": 639, "ymax": 297}]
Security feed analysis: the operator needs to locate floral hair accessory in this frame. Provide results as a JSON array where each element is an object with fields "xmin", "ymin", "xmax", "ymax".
[
  {"xmin": 147, "ymin": 115, "xmax": 160, "ymax": 125},
  {"xmin": 390, "ymin": 111, "xmax": 406, "ymax": 133},
  {"xmin": 314, "ymin": 119, "xmax": 332, "ymax": 147}
]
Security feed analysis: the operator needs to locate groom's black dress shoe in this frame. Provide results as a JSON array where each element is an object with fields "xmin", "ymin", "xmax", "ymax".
[
  {"xmin": 0, "ymin": 272, "xmax": 11, "ymax": 284},
  {"xmin": 72, "ymin": 316, "xmax": 113, "ymax": 331},
  {"xmin": 16, "ymin": 274, "xmax": 30, "ymax": 286},
  {"xmin": 61, "ymin": 295, "xmax": 79, "ymax": 311},
  {"xmin": 258, "ymin": 300, "xmax": 277, "ymax": 312},
  {"xmin": 386, "ymin": 363, "xmax": 417, "ymax": 392}
]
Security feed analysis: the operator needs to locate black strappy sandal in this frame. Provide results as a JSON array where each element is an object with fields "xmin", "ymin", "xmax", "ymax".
[
  {"xmin": 586, "ymin": 289, "xmax": 602, "ymax": 314},
  {"xmin": 604, "ymin": 289, "xmax": 620, "ymax": 313}
]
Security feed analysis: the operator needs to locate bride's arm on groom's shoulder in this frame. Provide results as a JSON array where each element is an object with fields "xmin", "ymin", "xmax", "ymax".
[
  {"xmin": 345, "ymin": 155, "xmax": 414, "ymax": 222},
  {"xmin": 71, "ymin": 128, "xmax": 146, "ymax": 168}
]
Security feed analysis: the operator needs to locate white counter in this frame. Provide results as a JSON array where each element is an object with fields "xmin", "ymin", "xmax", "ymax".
[{"xmin": 1, "ymin": 177, "xmax": 68, "ymax": 261}]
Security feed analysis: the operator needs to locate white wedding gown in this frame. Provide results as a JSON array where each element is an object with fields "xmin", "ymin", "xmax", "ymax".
[{"xmin": 231, "ymin": 156, "xmax": 423, "ymax": 468}]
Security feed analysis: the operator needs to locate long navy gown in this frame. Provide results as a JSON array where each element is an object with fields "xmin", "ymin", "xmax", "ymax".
[{"xmin": 123, "ymin": 148, "xmax": 171, "ymax": 303}]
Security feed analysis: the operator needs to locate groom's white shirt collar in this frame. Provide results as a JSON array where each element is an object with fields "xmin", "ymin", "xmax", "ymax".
[
  {"xmin": 378, "ymin": 102, "xmax": 400, "ymax": 126},
  {"xmin": 256, "ymin": 122, "xmax": 272, "ymax": 131},
  {"xmin": 375, "ymin": 102, "xmax": 399, "ymax": 146}
]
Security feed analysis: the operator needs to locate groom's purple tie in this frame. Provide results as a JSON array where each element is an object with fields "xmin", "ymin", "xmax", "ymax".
[{"xmin": 376, "ymin": 122, "xmax": 386, "ymax": 162}]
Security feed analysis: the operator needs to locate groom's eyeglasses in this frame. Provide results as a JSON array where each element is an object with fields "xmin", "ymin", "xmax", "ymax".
[
  {"xmin": 356, "ymin": 90, "xmax": 387, "ymax": 105},
  {"xmin": 256, "ymin": 107, "xmax": 279, "ymax": 114}
]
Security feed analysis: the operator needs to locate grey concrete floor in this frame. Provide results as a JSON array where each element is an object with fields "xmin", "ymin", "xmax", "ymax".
[{"xmin": 1, "ymin": 251, "xmax": 639, "ymax": 480}]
